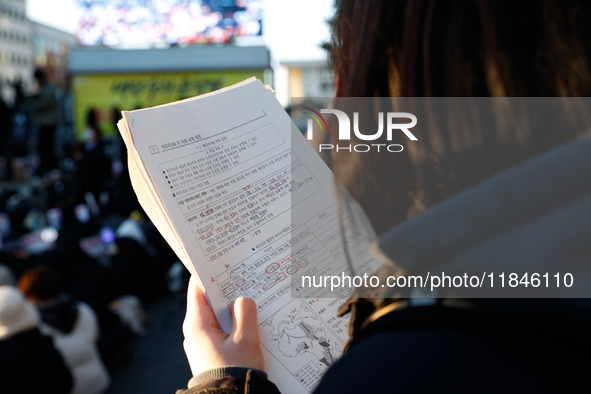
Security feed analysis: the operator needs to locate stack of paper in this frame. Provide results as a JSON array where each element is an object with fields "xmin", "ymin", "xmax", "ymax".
[
  {"xmin": 118, "ymin": 78, "xmax": 263, "ymax": 295},
  {"xmin": 117, "ymin": 78, "xmax": 378, "ymax": 394}
]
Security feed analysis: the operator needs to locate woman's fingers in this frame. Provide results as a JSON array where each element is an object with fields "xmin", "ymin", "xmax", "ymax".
[
  {"xmin": 183, "ymin": 280, "xmax": 266, "ymax": 374},
  {"xmin": 228, "ymin": 297, "xmax": 264, "ymax": 371},
  {"xmin": 184, "ymin": 276, "xmax": 219, "ymax": 335},
  {"xmin": 229, "ymin": 297, "xmax": 259, "ymax": 341}
]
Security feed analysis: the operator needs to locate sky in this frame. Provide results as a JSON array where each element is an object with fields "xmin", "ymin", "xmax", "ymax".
[{"xmin": 26, "ymin": 0, "xmax": 336, "ymax": 63}]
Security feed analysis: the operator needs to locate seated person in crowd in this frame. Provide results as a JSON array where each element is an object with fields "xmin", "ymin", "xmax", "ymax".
[
  {"xmin": 0, "ymin": 285, "xmax": 73, "ymax": 394},
  {"xmin": 18, "ymin": 266, "xmax": 110, "ymax": 394}
]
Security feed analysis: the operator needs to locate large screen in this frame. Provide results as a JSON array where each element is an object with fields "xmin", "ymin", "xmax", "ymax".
[{"xmin": 75, "ymin": 0, "xmax": 263, "ymax": 47}]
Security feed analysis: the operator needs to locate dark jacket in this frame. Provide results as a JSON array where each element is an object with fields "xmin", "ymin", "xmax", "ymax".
[
  {"xmin": 78, "ymin": 138, "xmax": 111, "ymax": 196},
  {"xmin": 27, "ymin": 83, "xmax": 61, "ymax": 126},
  {"xmin": 39, "ymin": 295, "xmax": 80, "ymax": 334},
  {"xmin": 176, "ymin": 135, "xmax": 591, "ymax": 393},
  {"xmin": 0, "ymin": 328, "xmax": 73, "ymax": 394}
]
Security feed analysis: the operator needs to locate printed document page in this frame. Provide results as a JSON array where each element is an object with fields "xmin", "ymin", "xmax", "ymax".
[{"xmin": 122, "ymin": 79, "xmax": 380, "ymax": 393}]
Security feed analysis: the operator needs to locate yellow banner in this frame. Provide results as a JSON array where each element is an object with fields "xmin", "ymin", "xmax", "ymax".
[{"xmin": 72, "ymin": 70, "xmax": 265, "ymax": 138}]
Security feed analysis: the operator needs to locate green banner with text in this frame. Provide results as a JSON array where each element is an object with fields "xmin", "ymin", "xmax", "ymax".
[{"xmin": 73, "ymin": 70, "xmax": 266, "ymax": 139}]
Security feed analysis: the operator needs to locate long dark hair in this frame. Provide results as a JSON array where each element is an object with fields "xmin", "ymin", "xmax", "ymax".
[{"xmin": 330, "ymin": 0, "xmax": 591, "ymax": 235}]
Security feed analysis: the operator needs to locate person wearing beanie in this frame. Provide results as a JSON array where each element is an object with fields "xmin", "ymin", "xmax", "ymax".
[
  {"xmin": 18, "ymin": 266, "xmax": 111, "ymax": 394},
  {"xmin": 0, "ymin": 285, "xmax": 73, "ymax": 394}
]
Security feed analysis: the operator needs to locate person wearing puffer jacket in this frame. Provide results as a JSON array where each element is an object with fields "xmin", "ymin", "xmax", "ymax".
[
  {"xmin": 18, "ymin": 266, "xmax": 110, "ymax": 394},
  {"xmin": 0, "ymin": 285, "xmax": 73, "ymax": 394}
]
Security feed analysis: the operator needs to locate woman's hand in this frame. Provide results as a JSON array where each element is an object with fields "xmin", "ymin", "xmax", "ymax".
[{"xmin": 182, "ymin": 276, "xmax": 265, "ymax": 376}]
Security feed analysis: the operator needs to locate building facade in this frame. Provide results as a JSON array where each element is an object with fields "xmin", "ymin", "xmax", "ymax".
[
  {"xmin": 0, "ymin": 0, "xmax": 74, "ymax": 103},
  {"xmin": 0, "ymin": 0, "xmax": 33, "ymax": 101},
  {"xmin": 281, "ymin": 60, "xmax": 335, "ymax": 103},
  {"xmin": 31, "ymin": 21, "xmax": 75, "ymax": 89}
]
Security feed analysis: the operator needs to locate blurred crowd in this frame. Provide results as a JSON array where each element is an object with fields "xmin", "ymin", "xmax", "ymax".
[
  {"xmin": 76, "ymin": 0, "xmax": 263, "ymax": 46},
  {"xmin": 0, "ymin": 68, "xmax": 188, "ymax": 394}
]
